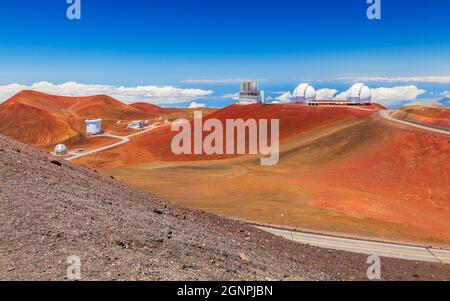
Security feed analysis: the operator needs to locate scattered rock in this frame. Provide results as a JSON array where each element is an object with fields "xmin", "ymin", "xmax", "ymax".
[
  {"xmin": 50, "ymin": 160, "xmax": 62, "ymax": 167},
  {"xmin": 239, "ymin": 252, "xmax": 250, "ymax": 263},
  {"xmin": 153, "ymin": 209, "xmax": 163, "ymax": 215},
  {"xmin": 1, "ymin": 134, "xmax": 449, "ymax": 281}
]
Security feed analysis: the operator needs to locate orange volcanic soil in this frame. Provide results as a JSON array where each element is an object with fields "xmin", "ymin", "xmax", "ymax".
[
  {"xmin": 288, "ymin": 115, "xmax": 450, "ymax": 243},
  {"xmin": 392, "ymin": 105, "xmax": 450, "ymax": 130},
  {"xmin": 76, "ymin": 103, "xmax": 382, "ymax": 167},
  {"xmin": 4, "ymin": 91, "xmax": 449, "ymax": 245},
  {"xmin": 76, "ymin": 103, "xmax": 450, "ymax": 246},
  {"xmin": 131, "ymin": 102, "xmax": 218, "ymax": 120},
  {"xmin": 0, "ymin": 90, "xmax": 149, "ymax": 146},
  {"xmin": 0, "ymin": 90, "xmax": 203, "ymax": 147},
  {"xmin": 42, "ymin": 135, "xmax": 119, "ymax": 153},
  {"xmin": 130, "ymin": 102, "xmax": 164, "ymax": 115},
  {"xmin": 69, "ymin": 95, "xmax": 149, "ymax": 120},
  {"xmin": 0, "ymin": 90, "xmax": 81, "ymax": 145}
]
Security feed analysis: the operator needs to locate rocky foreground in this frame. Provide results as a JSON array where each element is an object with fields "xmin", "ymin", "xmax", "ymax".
[{"xmin": 0, "ymin": 134, "xmax": 449, "ymax": 280}]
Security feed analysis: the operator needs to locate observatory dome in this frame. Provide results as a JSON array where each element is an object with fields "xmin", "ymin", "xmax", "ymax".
[
  {"xmin": 54, "ymin": 144, "xmax": 68, "ymax": 156},
  {"xmin": 347, "ymin": 83, "xmax": 372, "ymax": 104},
  {"xmin": 292, "ymin": 83, "xmax": 316, "ymax": 103}
]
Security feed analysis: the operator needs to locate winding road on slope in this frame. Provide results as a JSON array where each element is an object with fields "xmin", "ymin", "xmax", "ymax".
[
  {"xmin": 64, "ymin": 108, "xmax": 450, "ymax": 264},
  {"xmin": 380, "ymin": 110, "xmax": 450, "ymax": 135},
  {"xmin": 257, "ymin": 110, "xmax": 450, "ymax": 263},
  {"xmin": 67, "ymin": 123, "xmax": 168, "ymax": 161},
  {"xmin": 256, "ymin": 226, "xmax": 450, "ymax": 264}
]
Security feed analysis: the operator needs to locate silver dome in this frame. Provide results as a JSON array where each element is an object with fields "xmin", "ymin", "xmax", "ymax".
[{"xmin": 292, "ymin": 83, "xmax": 316, "ymax": 103}]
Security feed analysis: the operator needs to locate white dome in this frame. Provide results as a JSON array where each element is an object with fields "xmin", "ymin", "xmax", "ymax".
[
  {"xmin": 347, "ymin": 83, "xmax": 372, "ymax": 104},
  {"xmin": 54, "ymin": 144, "xmax": 68, "ymax": 156},
  {"xmin": 292, "ymin": 83, "xmax": 316, "ymax": 103}
]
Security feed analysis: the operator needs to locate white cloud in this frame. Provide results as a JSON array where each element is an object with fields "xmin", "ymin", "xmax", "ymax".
[
  {"xmin": 344, "ymin": 76, "xmax": 450, "ymax": 84},
  {"xmin": 331, "ymin": 85, "xmax": 426, "ymax": 106},
  {"xmin": 275, "ymin": 91, "xmax": 292, "ymax": 103},
  {"xmin": 220, "ymin": 93, "xmax": 240, "ymax": 100},
  {"xmin": 316, "ymin": 88, "xmax": 338, "ymax": 100},
  {"xmin": 371, "ymin": 86, "xmax": 426, "ymax": 106},
  {"xmin": 0, "ymin": 81, "xmax": 214, "ymax": 105},
  {"xmin": 403, "ymin": 98, "xmax": 443, "ymax": 106},
  {"xmin": 334, "ymin": 90, "xmax": 349, "ymax": 101},
  {"xmin": 269, "ymin": 88, "xmax": 339, "ymax": 102},
  {"xmin": 440, "ymin": 91, "xmax": 450, "ymax": 98},
  {"xmin": 182, "ymin": 79, "xmax": 269, "ymax": 84},
  {"xmin": 188, "ymin": 102, "xmax": 206, "ymax": 109}
]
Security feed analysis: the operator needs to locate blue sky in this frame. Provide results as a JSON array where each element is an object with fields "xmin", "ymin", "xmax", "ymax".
[{"xmin": 0, "ymin": 0, "xmax": 449, "ymax": 108}]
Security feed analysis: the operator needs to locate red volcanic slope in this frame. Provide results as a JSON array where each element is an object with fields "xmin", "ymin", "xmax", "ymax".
[
  {"xmin": 296, "ymin": 115, "xmax": 450, "ymax": 239},
  {"xmin": 0, "ymin": 90, "xmax": 158, "ymax": 146},
  {"xmin": 392, "ymin": 105, "xmax": 450, "ymax": 130},
  {"xmin": 75, "ymin": 102, "xmax": 450, "ymax": 245},
  {"xmin": 130, "ymin": 102, "xmax": 164, "ymax": 115},
  {"xmin": 72, "ymin": 95, "xmax": 149, "ymax": 120},
  {"xmin": 131, "ymin": 102, "xmax": 218, "ymax": 120},
  {"xmin": 76, "ymin": 103, "xmax": 383, "ymax": 167},
  {"xmin": 0, "ymin": 91, "xmax": 81, "ymax": 145}
]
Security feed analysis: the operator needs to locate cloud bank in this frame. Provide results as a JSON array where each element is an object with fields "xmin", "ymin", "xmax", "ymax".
[
  {"xmin": 371, "ymin": 86, "xmax": 426, "ymax": 106},
  {"xmin": 316, "ymin": 88, "xmax": 338, "ymax": 100},
  {"xmin": 1, "ymin": 81, "xmax": 440, "ymax": 109},
  {"xmin": 182, "ymin": 79, "xmax": 268, "ymax": 84},
  {"xmin": 272, "ymin": 85, "xmax": 429, "ymax": 107},
  {"xmin": 0, "ymin": 82, "xmax": 214, "ymax": 105},
  {"xmin": 332, "ymin": 85, "xmax": 426, "ymax": 106},
  {"xmin": 220, "ymin": 93, "xmax": 240, "ymax": 101},
  {"xmin": 403, "ymin": 98, "xmax": 444, "ymax": 106},
  {"xmin": 344, "ymin": 76, "xmax": 450, "ymax": 84},
  {"xmin": 188, "ymin": 102, "xmax": 206, "ymax": 108},
  {"xmin": 440, "ymin": 91, "xmax": 450, "ymax": 98},
  {"xmin": 275, "ymin": 91, "xmax": 292, "ymax": 103}
]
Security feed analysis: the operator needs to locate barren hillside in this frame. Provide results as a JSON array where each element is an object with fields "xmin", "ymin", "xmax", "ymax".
[
  {"xmin": 1, "ymin": 134, "xmax": 449, "ymax": 280},
  {"xmin": 0, "ymin": 90, "xmax": 215, "ymax": 150},
  {"xmin": 392, "ymin": 105, "xmax": 450, "ymax": 130},
  {"xmin": 75, "ymin": 104, "xmax": 450, "ymax": 246},
  {"xmin": 76, "ymin": 103, "xmax": 381, "ymax": 167}
]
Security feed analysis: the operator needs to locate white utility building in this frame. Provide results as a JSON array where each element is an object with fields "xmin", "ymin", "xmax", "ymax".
[
  {"xmin": 85, "ymin": 119, "xmax": 103, "ymax": 135},
  {"xmin": 127, "ymin": 120, "xmax": 145, "ymax": 130},
  {"xmin": 238, "ymin": 81, "xmax": 262, "ymax": 104},
  {"xmin": 292, "ymin": 83, "xmax": 316, "ymax": 103},
  {"xmin": 54, "ymin": 144, "xmax": 68, "ymax": 156},
  {"xmin": 347, "ymin": 83, "xmax": 372, "ymax": 104}
]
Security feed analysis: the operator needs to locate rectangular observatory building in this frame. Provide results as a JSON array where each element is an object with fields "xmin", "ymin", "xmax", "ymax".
[
  {"xmin": 238, "ymin": 81, "xmax": 262, "ymax": 104},
  {"xmin": 85, "ymin": 119, "xmax": 103, "ymax": 135}
]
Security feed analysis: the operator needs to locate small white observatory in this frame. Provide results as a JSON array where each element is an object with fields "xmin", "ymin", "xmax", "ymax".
[
  {"xmin": 85, "ymin": 119, "xmax": 103, "ymax": 135},
  {"xmin": 347, "ymin": 83, "xmax": 372, "ymax": 104},
  {"xmin": 54, "ymin": 144, "xmax": 68, "ymax": 156},
  {"xmin": 238, "ymin": 81, "xmax": 262, "ymax": 104},
  {"xmin": 292, "ymin": 83, "xmax": 316, "ymax": 103}
]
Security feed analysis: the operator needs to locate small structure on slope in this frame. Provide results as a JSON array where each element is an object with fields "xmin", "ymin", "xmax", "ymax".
[
  {"xmin": 85, "ymin": 119, "xmax": 103, "ymax": 135},
  {"xmin": 238, "ymin": 81, "xmax": 262, "ymax": 105},
  {"xmin": 127, "ymin": 120, "xmax": 145, "ymax": 130},
  {"xmin": 54, "ymin": 144, "xmax": 68, "ymax": 156}
]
